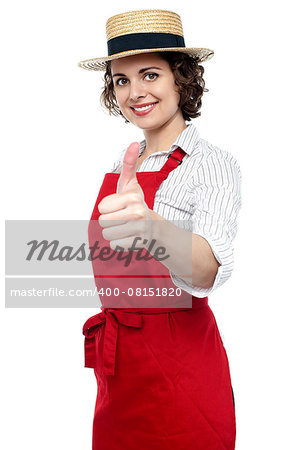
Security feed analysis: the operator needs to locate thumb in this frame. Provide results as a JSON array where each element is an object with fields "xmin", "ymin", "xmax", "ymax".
[{"xmin": 117, "ymin": 142, "xmax": 140, "ymax": 194}]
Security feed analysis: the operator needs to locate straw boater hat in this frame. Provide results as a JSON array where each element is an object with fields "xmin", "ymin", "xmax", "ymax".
[{"xmin": 78, "ymin": 9, "xmax": 214, "ymax": 71}]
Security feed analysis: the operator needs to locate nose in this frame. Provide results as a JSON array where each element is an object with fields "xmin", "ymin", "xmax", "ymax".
[{"xmin": 129, "ymin": 79, "xmax": 146, "ymax": 103}]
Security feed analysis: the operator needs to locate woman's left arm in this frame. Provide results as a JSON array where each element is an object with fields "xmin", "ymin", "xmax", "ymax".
[
  {"xmin": 147, "ymin": 152, "xmax": 242, "ymax": 291},
  {"xmin": 148, "ymin": 211, "xmax": 221, "ymax": 289}
]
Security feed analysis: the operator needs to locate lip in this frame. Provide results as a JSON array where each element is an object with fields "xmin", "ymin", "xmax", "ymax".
[
  {"xmin": 130, "ymin": 101, "xmax": 158, "ymax": 108},
  {"xmin": 130, "ymin": 102, "xmax": 158, "ymax": 117}
]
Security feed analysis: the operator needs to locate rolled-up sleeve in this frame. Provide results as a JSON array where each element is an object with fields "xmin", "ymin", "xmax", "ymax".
[{"xmin": 169, "ymin": 151, "xmax": 242, "ymax": 297}]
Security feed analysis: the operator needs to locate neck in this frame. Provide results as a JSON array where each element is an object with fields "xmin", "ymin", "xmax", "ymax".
[{"xmin": 142, "ymin": 112, "xmax": 187, "ymax": 156}]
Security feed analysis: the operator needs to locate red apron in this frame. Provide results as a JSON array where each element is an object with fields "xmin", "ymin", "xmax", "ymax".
[{"xmin": 83, "ymin": 148, "xmax": 236, "ymax": 449}]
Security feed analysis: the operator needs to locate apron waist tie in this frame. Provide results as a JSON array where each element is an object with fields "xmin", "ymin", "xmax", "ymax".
[
  {"xmin": 82, "ymin": 309, "xmax": 143, "ymax": 375},
  {"xmin": 82, "ymin": 297, "xmax": 208, "ymax": 376}
]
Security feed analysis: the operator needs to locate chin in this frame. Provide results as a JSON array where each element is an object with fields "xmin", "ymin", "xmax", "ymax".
[
  {"xmin": 134, "ymin": 121, "xmax": 163, "ymax": 131},
  {"xmin": 132, "ymin": 115, "xmax": 172, "ymax": 129}
]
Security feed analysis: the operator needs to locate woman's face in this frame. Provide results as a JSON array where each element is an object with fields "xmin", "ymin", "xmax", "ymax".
[{"xmin": 111, "ymin": 52, "xmax": 184, "ymax": 130}]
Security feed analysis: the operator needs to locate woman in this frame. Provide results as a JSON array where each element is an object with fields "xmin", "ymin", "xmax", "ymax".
[{"xmin": 79, "ymin": 9, "xmax": 242, "ymax": 450}]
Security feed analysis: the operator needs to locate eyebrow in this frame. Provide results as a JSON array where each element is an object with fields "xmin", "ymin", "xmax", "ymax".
[{"xmin": 112, "ymin": 66, "xmax": 162, "ymax": 78}]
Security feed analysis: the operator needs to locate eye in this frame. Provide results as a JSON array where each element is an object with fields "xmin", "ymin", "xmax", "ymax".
[
  {"xmin": 115, "ymin": 78, "xmax": 128, "ymax": 86},
  {"xmin": 115, "ymin": 73, "xmax": 158, "ymax": 86},
  {"xmin": 144, "ymin": 73, "xmax": 158, "ymax": 81}
]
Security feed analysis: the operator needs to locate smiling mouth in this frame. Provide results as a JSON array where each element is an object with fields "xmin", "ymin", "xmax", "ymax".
[{"xmin": 130, "ymin": 102, "xmax": 158, "ymax": 112}]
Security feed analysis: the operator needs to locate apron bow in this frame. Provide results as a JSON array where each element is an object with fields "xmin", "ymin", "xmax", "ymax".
[{"xmin": 82, "ymin": 309, "xmax": 143, "ymax": 375}]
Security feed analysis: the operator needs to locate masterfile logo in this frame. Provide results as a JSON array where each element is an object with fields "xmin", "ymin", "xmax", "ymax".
[{"xmin": 5, "ymin": 220, "xmax": 192, "ymax": 308}]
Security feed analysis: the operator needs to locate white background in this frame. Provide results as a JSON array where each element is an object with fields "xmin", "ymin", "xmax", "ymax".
[{"xmin": 1, "ymin": 0, "xmax": 298, "ymax": 448}]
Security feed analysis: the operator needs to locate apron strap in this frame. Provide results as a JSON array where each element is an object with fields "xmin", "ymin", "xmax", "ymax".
[{"xmin": 158, "ymin": 147, "xmax": 186, "ymax": 179}]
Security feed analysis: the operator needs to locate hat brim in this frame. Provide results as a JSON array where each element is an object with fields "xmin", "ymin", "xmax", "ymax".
[{"xmin": 78, "ymin": 47, "xmax": 214, "ymax": 71}]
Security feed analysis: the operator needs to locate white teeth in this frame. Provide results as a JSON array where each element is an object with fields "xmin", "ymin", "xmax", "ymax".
[{"xmin": 133, "ymin": 103, "xmax": 156, "ymax": 111}]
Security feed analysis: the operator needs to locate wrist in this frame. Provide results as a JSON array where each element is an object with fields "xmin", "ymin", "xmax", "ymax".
[
  {"xmin": 149, "ymin": 210, "xmax": 164, "ymax": 244},
  {"xmin": 143, "ymin": 210, "xmax": 164, "ymax": 255}
]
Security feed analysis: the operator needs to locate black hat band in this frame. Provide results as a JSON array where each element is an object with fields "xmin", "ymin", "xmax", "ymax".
[{"xmin": 107, "ymin": 32, "xmax": 186, "ymax": 56}]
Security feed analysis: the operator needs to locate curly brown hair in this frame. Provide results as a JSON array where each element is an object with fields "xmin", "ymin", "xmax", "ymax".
[{"xmin": 99, "ymin": 51, "xmax": 208, "ymax": 123}]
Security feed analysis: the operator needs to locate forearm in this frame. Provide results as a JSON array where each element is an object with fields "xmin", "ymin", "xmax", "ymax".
[{"xmin": 147, "ymin": 210, "xmax": 220, "ymax": 289}]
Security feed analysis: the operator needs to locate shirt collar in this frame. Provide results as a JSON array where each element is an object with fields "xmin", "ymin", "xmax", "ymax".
[{"xmin": 138, "ymin": 122, "xmax": 200, "ymax": 157}]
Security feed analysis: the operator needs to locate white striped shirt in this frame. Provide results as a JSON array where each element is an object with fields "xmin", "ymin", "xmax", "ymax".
[{"xmin": 110, "ymin": 123, "xmax": 242, "ymax": 298}]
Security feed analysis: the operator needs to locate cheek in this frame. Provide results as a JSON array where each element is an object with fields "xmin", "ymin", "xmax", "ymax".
[
  {"xmin": 159, "ymin": 79, "xmax": 180, "ymax": 105},
  {"xmin": 165, "ymin": 87, "xmax": 181, "ymax": 108},
  {"xmin": 114, "ymin": 89, "xmax": 127, "ymax": 107}
]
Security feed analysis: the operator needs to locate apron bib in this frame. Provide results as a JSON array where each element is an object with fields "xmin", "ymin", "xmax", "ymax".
[{"xmin": 83, "ymin": 148, "xmax": 236, "ymax": 449}]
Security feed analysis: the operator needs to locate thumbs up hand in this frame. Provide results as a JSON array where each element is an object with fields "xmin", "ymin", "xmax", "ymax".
[{"xmin": 98, "ymin": 142, "xmax": 153, "ymax": 252}]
